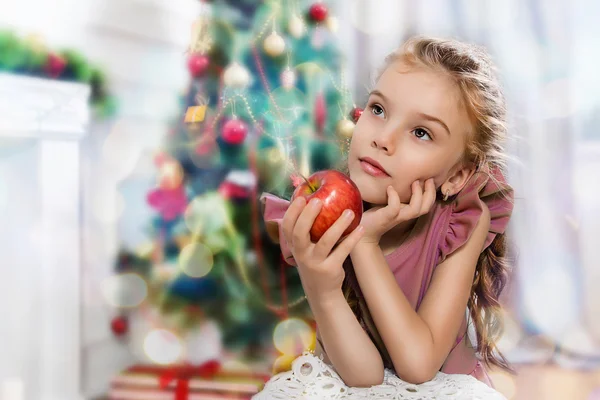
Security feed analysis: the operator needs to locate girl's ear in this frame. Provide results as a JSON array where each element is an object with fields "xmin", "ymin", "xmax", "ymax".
[{"xmin": 441, "ymin": 162, "xmax": 477, "ymax": 197}]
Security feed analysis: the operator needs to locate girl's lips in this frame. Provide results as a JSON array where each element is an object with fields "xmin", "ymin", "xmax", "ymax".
[{"xmin": 360, "ymin": 160, "xmax": 389, "ymax": 177}]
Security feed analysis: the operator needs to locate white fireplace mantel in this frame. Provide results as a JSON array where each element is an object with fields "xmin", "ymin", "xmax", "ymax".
[{"xmin": 0, "ymin": 73, "xmax": 90, "ymax": 400}]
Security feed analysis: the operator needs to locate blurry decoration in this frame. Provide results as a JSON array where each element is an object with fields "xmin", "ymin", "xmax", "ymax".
[
  {"xmin": 336, "ymin": 118, "xmax": 355, "ymax": 139},
  {"xmin": 326, "ymin": 16, "xmax": 339, "ymax": 33},
  {"xmin": 0, "ymin": 29, "xmax": 117, "ymax": 118},
  {"xmin": 272, "ymin": 353, "xmax": 296, "ymax": 375},
  {"xmin": 108, "ymin": 363, "xmax": 271, "ymax": 399},
  {"xmin": 111, "ymin": 315, "xmax": 129, "ymax": 337},
  {"xmin": 147, "ymin": 186, "xmax": 188, "ymax": 222},
  {"xmin": 350, "ymin": 106, "xmax": 363, "ymax": 123},
  {"xmin": 263, "ymin": 31, "xmax": 286, "ymax": 57},
  {"xmin": 288, "ymin": 14, "xmax": 306, "ymax": 38},
  {"xmin": 188, "ymin": 14, "xmax": 213, "ymax": 55},
  {"xmin": 314, "ymin": 92, "xmax": 327, "ymax": 133},
  {"xmin": 223, "ymin": 62, "xmax": 251, "ymax": 88},
  {"xmin": 187, "ymin": 54, "xmax": 210, "ymax": 78},
  {"xmin": 45, "ymin": 53, "xmax": 66, "ymax": 78},
  {"xmin": 218, "ymin": 170, "xmax": 257, "ymax": 200},
  {"xmin": 221, "ymin": 118, "xmax": 248, "ymax": 145},
  {"xmin": 157, "ymin": 159, "xmax": 185, "ymax": 190},
  {"xmin": 184, "ymin": 95, "xmax": 208, "ymax": 124},
  {"xmin": 280, "ymin": 66, "xmax": 297, "ymax": 89},
  {"xmin": 308, "ymin": 3, "xmax": 329, "ymax": 23}
]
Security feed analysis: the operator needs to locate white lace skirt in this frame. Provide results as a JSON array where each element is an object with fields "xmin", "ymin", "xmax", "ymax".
[{"xmin": 252, "ymin": 351, "xmax": 507, "ymax": 400}]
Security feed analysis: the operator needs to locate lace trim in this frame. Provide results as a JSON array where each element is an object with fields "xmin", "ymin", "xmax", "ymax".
[{"xmin": 252, "ymin": 351, "xmax": 507, "ymax": 399}]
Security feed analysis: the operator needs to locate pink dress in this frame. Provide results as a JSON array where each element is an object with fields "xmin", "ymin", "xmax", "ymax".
[{"xmin": 259, "ymin": 165, "xmax": 514, "ymax": 389}]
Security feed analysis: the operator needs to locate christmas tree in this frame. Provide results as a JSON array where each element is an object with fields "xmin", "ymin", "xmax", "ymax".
[{"xmin": 114, "ymin": 0, "xmax": 360, "ymax": 370}]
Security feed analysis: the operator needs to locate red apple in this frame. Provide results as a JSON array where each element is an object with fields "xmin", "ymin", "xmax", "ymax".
[{"xmin": 291, "ymin": 170, "xmax": 363, "ymax": 242}]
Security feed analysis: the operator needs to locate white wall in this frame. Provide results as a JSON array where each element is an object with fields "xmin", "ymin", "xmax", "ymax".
[{"xmin": 0, "ymin": 0, "xmax": 201, "ymax": 398}]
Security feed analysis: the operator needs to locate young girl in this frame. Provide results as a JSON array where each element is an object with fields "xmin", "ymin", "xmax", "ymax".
[{"xmin": 254, "ymin": 36, "xmax": 514, "ymax": 399}]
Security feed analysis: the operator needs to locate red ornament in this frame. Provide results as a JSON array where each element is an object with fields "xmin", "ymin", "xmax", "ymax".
[
  {"xmin": 351, "ymin": 107, "xmax": 364, "ymax": 123},
  {"xmin": 111, "ymin": 316, "xmax": 128, "ymax": 336},
  {"xmin": 221, "ymin": 118, "xmax": 248, "ymax": 145},
  {"xmin": 309, "ymin": 3, "xmax": 328, "ymax": 23},
  {"xmin": 45, "ymin": 53, "xmax": 67, "ymax": 78},
  {"xmin": 188, "ymin": 54, "xmax": 210, "ymax": 78}
]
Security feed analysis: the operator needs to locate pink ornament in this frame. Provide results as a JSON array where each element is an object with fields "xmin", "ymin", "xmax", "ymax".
[
  {"xmin": 188, "ymin": 54, "xmax": 210, "ymax": 78},
  {"xmin": 222, "ymin": 118, "xmax": 248, "ymax": 145},
  {"xmin": 588, "ymin": 387, "xmax": 600, "ymax": 400},
  {"xmin": 147, "ymin": 186, "xmax": 188, "ymax": 221},
  {"xmin": 314, "ymin": 93, "xmax": 327, "ymax": 133},
  {"xmin": 46, "ymin": 53, "xmax": 66, "ymax": 78}
]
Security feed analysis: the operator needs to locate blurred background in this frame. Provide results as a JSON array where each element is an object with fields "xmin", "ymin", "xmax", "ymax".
[{"xmin": 0, "ymin": 0, "xmax": 599, "ymax": 399}]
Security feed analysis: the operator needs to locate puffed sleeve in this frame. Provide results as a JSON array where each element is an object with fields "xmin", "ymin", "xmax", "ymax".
[
  {"xmin": 438, "ymin": 165, "xmax": 514, "ymax": 264},
  {"xmin": 259, "ymin": 192, "xmax": 298, "ymax": 266}
]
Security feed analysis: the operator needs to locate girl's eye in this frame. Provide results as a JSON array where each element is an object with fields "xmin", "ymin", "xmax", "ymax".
[
  {"xmin": 413, "ymin": 128, "xmax": 432, "ymax": 141},
  {"xmin": 369, "ymin": 103, "xmax": 385, "ymax": 118}
]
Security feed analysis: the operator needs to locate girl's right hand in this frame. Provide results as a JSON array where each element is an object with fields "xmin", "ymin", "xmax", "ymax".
[{"xmin": 281, "ymin": 197, "xmax": 365, "ymax": 301}]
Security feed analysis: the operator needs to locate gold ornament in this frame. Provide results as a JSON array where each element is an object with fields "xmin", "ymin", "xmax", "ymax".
[
  {"xmin": 336, "ymin": 119, "xmax": 355, "ymax": 138},
  {"xmin": 223, "ymin": 62, "xmax": 251, "ymax": 88},
  {"xmin": 263, "ymin": 31, "xmax": 286, "ymax": 57},
  {"xmin": 288, "ymin": 14, "xmax": 306, "ymax": 38}
]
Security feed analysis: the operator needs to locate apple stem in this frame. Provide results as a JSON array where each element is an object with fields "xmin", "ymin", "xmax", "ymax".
[{"xmin": 300, "ymin": 174, "xmax": 316, "ymax": 192}]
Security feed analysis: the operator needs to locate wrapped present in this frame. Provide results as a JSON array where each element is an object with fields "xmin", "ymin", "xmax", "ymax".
[
  {"xmin": 109, "ymin": 360, "xmax": 272, "ymax": 400},
  {"xmin": 184, "ymin": 105, "xmax": 207, "ymax": 123}
]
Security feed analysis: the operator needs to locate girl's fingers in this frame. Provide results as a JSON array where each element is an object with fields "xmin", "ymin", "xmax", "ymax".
[
  {"xmin": 420, "ymin": 178, "xmax": 437, "ymax": 215},
  {"xmin": 402, "ymin": 181, "xmax": 423, "ymax": 219},
  {"xmin": 282, "ymin": 197, "xmax": 306, "ymax": 246},
  {"xmin": 385, "ymin": 186, "xmax": 402, "ymax": 219},
  {"xmin": 292, "ymin": 198, "xmax": 323, "ymax": 251},
  {"xmin": 313, "ymin": 209, "xmax": 356, "ymax": 259},
  {"xmin": 329, "ymin": 224, "xmax": 365, "ymax": 265}
]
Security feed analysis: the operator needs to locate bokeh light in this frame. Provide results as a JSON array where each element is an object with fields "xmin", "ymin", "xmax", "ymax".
[
  {"xmin": 273, "ymin": 318, "xmax": 314, "ymax": 356},
  {"xmin": 184, "ymin": 193, "xmax": 229, "ymax": 235},
  {"xmin": 144, "ymin": 329, "xmax": 183, "ymax": 364},
  {"xmin": 101, "ymin": 273, "xmax": 148, "ymax": 308},
  {"xmin": 178, "ymin": 242, "xmax": 214, "ymax": 278}
]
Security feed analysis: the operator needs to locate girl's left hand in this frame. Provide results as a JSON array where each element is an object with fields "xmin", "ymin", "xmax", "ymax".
[{"xmin": 359, "ymin": 179, "xmax": 437, "ymax": 245}]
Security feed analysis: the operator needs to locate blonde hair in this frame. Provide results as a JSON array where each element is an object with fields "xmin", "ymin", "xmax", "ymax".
[{"xmin": 343, "ymin": 35, "xmax": 514, "ymax": 373}]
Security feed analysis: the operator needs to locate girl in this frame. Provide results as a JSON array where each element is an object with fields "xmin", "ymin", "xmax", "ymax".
[{"xmin": 254, "ymin": 36, "xmax": 514, "ymax": 399}]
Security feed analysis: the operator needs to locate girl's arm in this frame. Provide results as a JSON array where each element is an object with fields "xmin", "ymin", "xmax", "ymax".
[
  {"xmin": 349, "ymin": 206, "xmax": 491, "ymax": 384},
  {"xmin": 309, "ymin": 290, "xmax": 384, "ymax": 387}
]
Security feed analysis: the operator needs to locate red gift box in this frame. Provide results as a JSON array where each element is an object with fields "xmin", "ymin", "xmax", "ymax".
[{"xmin": 109, "ymin": 360, "xmax": 272, "ymax": 400}]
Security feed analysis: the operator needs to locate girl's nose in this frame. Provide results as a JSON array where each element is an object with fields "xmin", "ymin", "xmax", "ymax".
[{"xmin": 371, "ymin": 127, "xmax": 397, "ymax": 154}]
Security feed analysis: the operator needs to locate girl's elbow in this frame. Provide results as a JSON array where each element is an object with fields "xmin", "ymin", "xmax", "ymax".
[
  {"xmin": 346, "ymin": 371, "xmax": 384, "ymax": 388},
  {"xmin": 398, "ymin": 365, "xmax": 437, "ymax": 385}
]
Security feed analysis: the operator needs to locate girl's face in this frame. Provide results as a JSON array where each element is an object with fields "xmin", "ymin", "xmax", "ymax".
[{"xmin": 348, "ymin": 60, "xmax": 474, "ymax": 205}]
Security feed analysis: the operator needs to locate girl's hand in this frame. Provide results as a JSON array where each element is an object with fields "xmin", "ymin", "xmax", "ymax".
[
  {"xmin": 281, "ymin": 197, "xmax": 365, "ymax": 301},
  {"xmin": 359, "ymin": 179, "xmax": 437, "ymax": 245}
]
